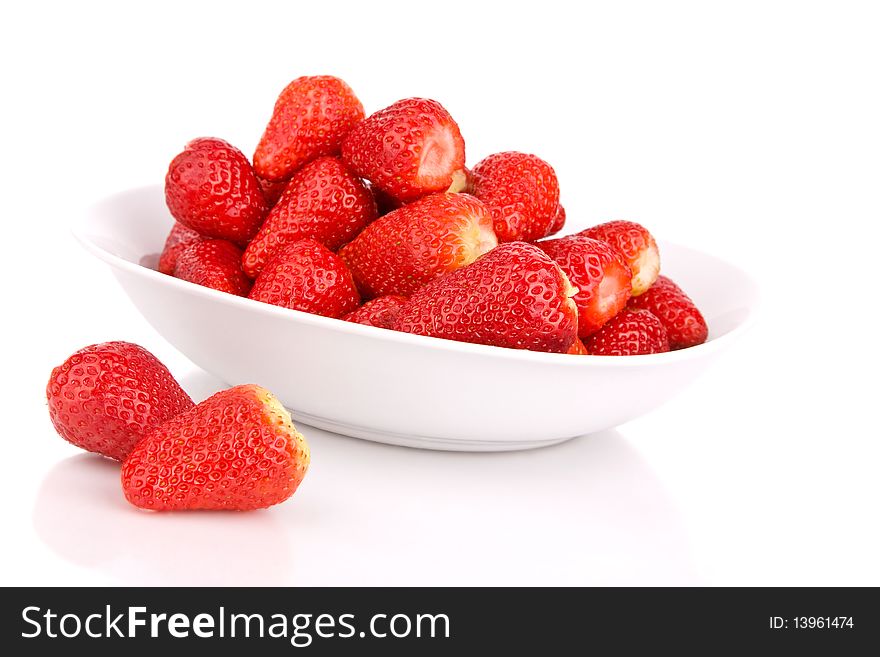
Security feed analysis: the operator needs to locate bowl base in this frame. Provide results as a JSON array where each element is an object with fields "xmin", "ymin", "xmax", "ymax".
[{"xmin": 291, "ymin": 411, "xmax": 578, "ymax": 452}]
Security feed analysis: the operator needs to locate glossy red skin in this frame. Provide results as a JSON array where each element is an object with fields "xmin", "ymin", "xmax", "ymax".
[
  {"xmin": 340, "ymin": 193, "xmax": 496, "ymax": 299},
  {"xmin": 257, "ymin": 175, "xmax": 288, "ymax": 208},
  {"xmin": 46, "ymin": 342, "xmax": 194, "ymax": 461},
  {"xmin": 165, "ymin": 137, "xmax": 267, "ymax": 245},
  {"xmin": 586, "ymin": 309, "xmax": 670, "ymax": 356},
  {"xmin": 249, "ymin": 239, "xmax": 360, "ymax": 318},
  {"xmin": 174, "ymin": 239, "xmax": 252, "ymax": 297},
  {"xmin": 158, "ymin": 222, "xmax": 203, "ymax": 275},
  {"xmin": 395, "ymin": 242, "xmax": 578, "ymax": 353},
  {"xmin": 628, "ymin": 276, "xmax": 708, "ymax": 349},
  {"xmin": 567, "ymin": 338, "xmax": 589, "ymax": 355},
  {"xmin": 121, "ymin": 384, "xmax": 310, "ymax": 511},
  {"xmin": 538, "ymin": 235, "xmax": 632, "ymax": 337},
  {"xmin": 471, "ymin": 152, "xmax": 560, "ymax": 242},
  {"xmin": 254, "ymin": 76, "xmax": 364, "ymax": 182},
  {"xmin": 578, "ymin": 220, "xmax": 659, "ymax": 295},
  {"xmin": 341, "ymin": 98, "xmax": 465, "ymax": 203},
  {"xmin": 342, "ymin": 295, "xmax": 408, "ymax": 329},
  {"xmin": 546, "ymin": 204, "xmax": 566, "ymax": 237},
  {"xmin": 242, "ymin": 157, "xmax": 376, "ymax": 278}
]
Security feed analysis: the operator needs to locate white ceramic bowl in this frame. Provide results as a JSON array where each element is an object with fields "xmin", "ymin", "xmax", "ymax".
[{"xmin": 75, "ymin": 186, "xmax": 758, "ymax": 451}]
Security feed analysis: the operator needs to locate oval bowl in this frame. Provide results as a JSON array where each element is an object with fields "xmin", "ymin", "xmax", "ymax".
[{"xmin": 74, "ymin": 186, "xmax": 758, "ymax": 451}]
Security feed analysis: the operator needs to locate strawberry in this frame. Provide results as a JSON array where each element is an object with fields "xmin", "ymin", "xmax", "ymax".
[
  {"xmin": 242, "ymin": 157, "xmax": 376, "ymax": 278},
  {"xmin": 174, "ymin": 239, "xmax": 252, "ymax": 296},
  {"xmin": 257, "ymin": 175, "xmax": 288, "ymax": 208},
  {"xmin": 341, "ymin": 98, "xmax": 466, "ymax": 203},
  {"xmin": 165, "ymin": 137, "xmax": 267, "ymax": 245},
  {"xmin": 586, "ymin": 309, "xmax": 670, "ymax": 356},
  {"xmin": 253, "ymin": 76, "xmax": 364, "ymax": 182},
  {"xmin": 46, "ymin": 342, "xmax": 194, "ymax": 461},
  {"xmin": 471, "ymin": 152, "xmax": 560, "ymax": 242},
  {"xmin": 567, "ymin": 338, "xmax": 589, "ymax": 355},
  {"xmin": 546, "ymin": 204, "xmax": 566, "ymax": 237},
  {"xmin": 579, "ymin": 220, "xmax": 660, "ymax": 296},
  {"xmin": 395, "ymin": 242, "xmax": 579, "ymax": 353},
  {"xmin": 342, "ymin": 295, "xmax": 408, "ymax": 330},
  {"xmin": 121, "ymin": 384, "xmax": 310, "ymax": 511},
  {"xmin": 339, "ymin": 193, "xmax": 497, "ymax": 298},
  {"xmin": 158, "ymin": 222, "xmax": 203, "ymax": 275},
  {"xmin": 538, "ymin": 235, "xmax": 632, "ymax": 337},
  {"xmin": 628, "ymin": 275, "xmax": 708, "ymax": 349},
  {"xmin": 249, "ymin": 239, "xmax": 360, "ymax": 318}
]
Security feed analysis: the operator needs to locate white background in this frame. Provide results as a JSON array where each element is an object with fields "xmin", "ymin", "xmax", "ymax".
[{"xmin": 1, "ymin": 0, "xmax": 878, "ymax": 585}]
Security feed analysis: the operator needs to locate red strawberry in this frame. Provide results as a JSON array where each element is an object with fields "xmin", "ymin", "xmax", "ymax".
[
  {"xmin": 249, "ymin": 239, "xmax": 360, "ymax": 318},
  {"xmin": 257, "ymin": 175, "xmax": 288, "ymax": 208},
  {"xmin": 158, "ymin": 222, "xmax": 203, "ymax": 275},
  {"xmin": 471, "ymin": 152, "xmax": 560, "ymax": 242},
  {"xmin": 174, "ymin": 239, "xmax": 252, "ymax": 296},
  {"xmin": 254, "ymin": 76, "xmax": 364, "ymax": 182},
  {"xmin": 242, "ymin": 157, "xmax": 376, "ymax": 278},
  {"xmin": 567, "ymin": 338, "xmax": 589, "ymax": 355},
  {"xmin": 342, "ymin": 295, "xmax": 408, "ymax": 330},
  {"xmin": 341, "ymin": 98, "xmax": 466, "ymax": 203},
  {"xmin": 46, "ymin": 342, "xmax": 194, "ymax": 461},
  {"xmin": 546, "ymin": 204, "xmax": 566, "ymax": 237},
  {"xmin": 628, "ymin": 275, "xmax": 708, "ymax": 349},
  {"xmin": 538, "ymin": 235, "xmax": 632, "ymax": 337},
  {"xmin": 395, "ymin": 242, "xmax": 579, "ymax": 353},
  {"xmin": 586, "ymin": 309, "xmax": 670, "ymax": 356},
  {"xmin": 121, "ymin": 384, "xmax": 309, "ymax": 511},
  {"xmin": 165, "ymin": 137, "xmax": 267, "ymax": 245},
  {"xmin": 579, "ymin": 220, "xmax": 660, "ymax": 296},
  {"xmin": 339, "ymin": 193, "xmax": 497, "ymax": 298}
]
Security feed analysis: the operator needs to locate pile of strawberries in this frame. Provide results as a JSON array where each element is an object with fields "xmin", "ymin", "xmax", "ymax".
[
  {"xmin": 46, "ymin": 341, "xmax": 310, "ymax": 511},
  {"xmin": 160, "ymin": 75, "xmax": 708, "ymax": 355},
  {"xmin": 43, "ymin": 77, "xmax": 712, "ymax": 512}
]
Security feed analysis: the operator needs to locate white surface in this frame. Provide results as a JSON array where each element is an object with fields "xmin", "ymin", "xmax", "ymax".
[
  {"xmin": 1, "ymin": 0, "xmax": 878, "ymax": 585},
  {"xmin": 76, "ymin": 185, "xmax": 757, "ymax": 450}
]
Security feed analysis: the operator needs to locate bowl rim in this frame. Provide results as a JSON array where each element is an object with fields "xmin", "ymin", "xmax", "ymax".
[{"xmin": 74, "ymin": 185, "xmax": 760, "ymax": 368}]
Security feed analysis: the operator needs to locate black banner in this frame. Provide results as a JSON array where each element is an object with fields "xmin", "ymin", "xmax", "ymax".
[{"xmin": 1, "ymin": 587, "xmax": 876, "ymax": 653}]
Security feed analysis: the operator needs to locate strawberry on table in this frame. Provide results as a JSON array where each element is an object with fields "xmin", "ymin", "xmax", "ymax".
[
  {"xmin": 173, "ymin": 239, "xmax": 252, "ymax": 297},
  {"xmin": 471, "ymin": 152, "xmax": 560, "ymax": 242},
  {"xmin": 342, "ymin": 295, "xmax": 408, "ymax": 330},
  {"xmin": 579, "ymin": 220, "xmax": 660, "ymax": 296},
  {"xmin": 628, "ymin": 275, "xmax": 708, "ymax": 349},
  {"xmin": 254, "ymin": 75, "xmax": 364, "ymax": 182},
  {"xmin": 242, "ymin": 156, "xmax": 377, "ymax": 278},
  {"xmin": 586, "ymin": 308, "xmax": 670, "ymax": 356},
  {"xmin": 395, "ymin": 242, "xmax": 579, "ymax": 353},
  {"xmin": 340, "ymin": 193, "xmax": 497, "ymax": 298},
  {"xmin": 165, "ymin": 137, "xmax": 267, "ymax": 245},
  {"xmin": 158, "ymin": 221, "xmax": 203, "ymax": 275},
  {"xmin": 121, "ymin": 384, "xmax": 310, "ymax": 511},
  {"xmin": 341, "ymin": 98, "xmax": 467, "ymax": 203},
  {"xmin": 46, "ymin": 342, "xmax": 194, "ymax": 461},
  {"xmin": 538, "ymin": 235, "xmax": 632, "ymax": 336},
  {"xmin": 249, "ymin": 239, "xmax": 360, "ymax": 318}
]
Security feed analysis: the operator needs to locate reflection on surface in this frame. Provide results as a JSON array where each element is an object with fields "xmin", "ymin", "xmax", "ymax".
[
  {"xmin": 296, "ymin": 425, "xmax": 700, "ymax": 585},
  {"xmin": 33, "ymin": 455, "xmax": 294, "ymax": 586},
  {"xmin": 34, "ymin": 367, "xmax": 699, "ymax": 585}
]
